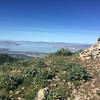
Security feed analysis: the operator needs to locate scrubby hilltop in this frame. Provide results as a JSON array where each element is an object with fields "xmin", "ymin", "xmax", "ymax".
[{"xmin": 0, "ymin": 47, "xmax": 100, "ymax": 100}]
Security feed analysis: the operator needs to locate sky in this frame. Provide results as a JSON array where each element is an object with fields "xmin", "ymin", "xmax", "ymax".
[{"xmin": 0, "ymin": 0, "xmax": 100, "ymax": 44}]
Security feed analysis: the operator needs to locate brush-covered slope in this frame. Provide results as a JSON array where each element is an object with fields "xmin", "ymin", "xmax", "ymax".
[{"xmin": 0, "ymin": 48, "xmax": 100, "ymax": 100}]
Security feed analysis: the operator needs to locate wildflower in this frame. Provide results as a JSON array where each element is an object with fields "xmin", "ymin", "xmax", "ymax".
[
  {"xmin": 53, "ymin": 95, "xmax": 56, "ymax": 98},
  {"xmin": 9, "ymin": 94, "xmax": 12, "ymax": 97},
  {"xmin": 10, "ymin": 90, "xmax": 13, "ymax": 94}
]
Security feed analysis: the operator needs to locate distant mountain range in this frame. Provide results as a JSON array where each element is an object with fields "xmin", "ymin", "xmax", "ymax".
[
  {"xmin": 0, "ymin": 40, "xmax": 92, "ymax": 50},
  {"xmin": 0, "ymin": 40, "xmax": 19, "ymax": 46}
]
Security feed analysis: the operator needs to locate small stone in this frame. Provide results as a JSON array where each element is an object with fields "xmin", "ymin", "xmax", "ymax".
[
  {"xmin": 18, "ymin": 97, "xmax": 22, "ymax": 100},
  {"xmin": 22, "ymin": 87, "xmax": 24, "ymax": 90},
  {"xmin": 15, "ymin": 91, "xmax": 20, "ymax": 95},
  {"xmin": 10, "ymin": 91, "xmax": 13, "ymax": 94},
  {"xmin": 53, "ymin": 84, "xmax": 57, "ymax": 87}
]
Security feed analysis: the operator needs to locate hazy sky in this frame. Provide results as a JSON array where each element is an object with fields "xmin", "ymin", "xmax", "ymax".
[{"xmin": 0, "ymin": 0, "xmax": 100, "ymax": 43}]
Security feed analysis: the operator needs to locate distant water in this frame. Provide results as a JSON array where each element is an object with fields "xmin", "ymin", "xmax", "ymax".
[{"xmin": 0, "ymin": 44, "xmax": 60, "ymax": 53}]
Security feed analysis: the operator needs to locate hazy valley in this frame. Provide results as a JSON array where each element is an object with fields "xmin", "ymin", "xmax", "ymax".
[{"xmin": 0, "ymin": 40, "xmax": 91, "ymax": 58}]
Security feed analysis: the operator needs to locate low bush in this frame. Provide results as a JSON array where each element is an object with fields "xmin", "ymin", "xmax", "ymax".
[
  {"xmin": 55, "ymin": 48, "xmax": 73, "ymax": 56},
  {"xmin": 0, "ymin": 94, "xmax": 10, "ymax": 100},
  {"xmin": 65, "ymin": 63, "xmax": 89, "ymax": 82},
  {"xmin": 25, "ymin": 67, "xmax": 37, "ymax": 77},
  {"xmin": 0, "ymin": 54, "xmax": 17, "ymax": 65},
  {"xmin": 3, "ymin": 74, "xmax": 23, "ymax": 91},
  {"xmin": 25, "ymin": 67, "xmax": 55, "ymax": 86},
  {"xmin": 25, "ymin": 87, "xmax": 39, "ymax": 100},
  {"xmin": 57, "ymin": 86, "xmax": 71, "ymax": 99},
  {"xmin": 0, "ymin": 62, "xmax": 12, "ymax": 72},
  {"xmin": 44, "ymin": 87, "xmax": 71, "ymax": 100},
  {"xmin": 34, "ymin": 58, "xmax": 46, "ymax": 68},
  {"xmin": 35, "ymin": 69, "xmax": 55, "ymax": 82},
  {"xmin": 44, "ymin": 89, "xmax": 61, "ymax": 100}
]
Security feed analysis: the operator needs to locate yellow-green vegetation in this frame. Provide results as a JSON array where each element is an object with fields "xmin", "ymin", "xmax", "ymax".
[{"xmin": 0, "ymin": 49, "xmax": 90, "ymax": 100}]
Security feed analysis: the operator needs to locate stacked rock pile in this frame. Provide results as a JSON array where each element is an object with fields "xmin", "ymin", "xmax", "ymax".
[{"xmin": 80, "ymin": 37, "xmax": 100, "ymax": 60}]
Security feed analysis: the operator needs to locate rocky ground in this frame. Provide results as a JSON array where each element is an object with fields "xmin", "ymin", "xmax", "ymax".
[
  {"xmin": 75, "ymin": 42, "xmax": 100, "ymax": 100},
  {"xmin": 73, "ymin": 58, "xmax": 100, "ymax": 100},
  {"xmin": 0, "ymin": 42, "xmax": 100, "ymax": 100},
  {"xmin": 36, "ymin": 42, "xmax": 100, "ymax": 100}
]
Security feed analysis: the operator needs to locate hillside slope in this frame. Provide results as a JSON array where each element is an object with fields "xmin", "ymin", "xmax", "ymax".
[{"xmin": 0, "ymin": 47, "xmax": 100, "ymax": 100}]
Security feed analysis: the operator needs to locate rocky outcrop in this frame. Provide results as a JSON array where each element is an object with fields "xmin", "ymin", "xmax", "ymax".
[
  {"xmin": 35, "ymin": 87, "xmax": 49, "ymax": 100},
  {"xmin": 80, "ymin": 43, "xmax": 100, "ymax": 60}
]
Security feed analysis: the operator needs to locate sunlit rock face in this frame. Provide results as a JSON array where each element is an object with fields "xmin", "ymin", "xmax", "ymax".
[
  {"xmin": 34, "ymin": 87, "xmax": 49, "ymax": 100},
  {"xmin": 80, "ymin": 37, "xmax": 100, "ymax": 60}
]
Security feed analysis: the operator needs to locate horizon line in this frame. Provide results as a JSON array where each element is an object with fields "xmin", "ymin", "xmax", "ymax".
[{"xmin": 0, "ymin": 39, "xmax": 93, "ymax": 45}]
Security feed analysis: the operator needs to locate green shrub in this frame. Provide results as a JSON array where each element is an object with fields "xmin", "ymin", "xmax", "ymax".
[
  {"xmin": 50, "ymin": 65, "xmax": 58, "ymax": 73},
  {"xmin": 73, "ymin": 81, "xmax": 81, "ymax": 87},
  {"xmin": 35, "ymin": 69, "xmax": 55, "ymax": 82},
  {"xmin": 3, "ymin": 74, "xmax": 23, "ymax": 91},
  {"xmin": 0, "ymin": 63, "xmax": 11, "ymax": 72},
  {"xmin": 65, "ymin": 63, "xmax": 89, "ymax": 82},
  {"xmin": 0, "ymin": 94, "xmax": 11, "ymax": 100},
  {"xmin": 44, "ymin": 89, "xmax": 61, "ymax": 100},
  {"xmin": 57, "ymin": 86, "xmax": 71, "ymax": 99},
  {"xmin": 25, "ymin": 67, "xmax": 54, "ymax": 79},
  {"xmin": 25, "ymin": 67, "xmax": 55, "ymax": 87},
  {"xmin": 55, "ymin": 48, "xmax": 73, "ymax": 56},
  {"xmin": 34, "ymin": 58, "xmax": 46, "ymax": 68},
  {"xmin": 0, "ymin": 54, "xmax": 17, "ymax": 65},
  {"xmin": 25, "ymin": 87, "xmax": 39, "ymax": 100},
  {"xmin": 44, "ymin": 87, "xmax": 71, "ymax": 100},
  {"xmin": 25, "ymin": 67, "xmax": 37, "ymax": 77},
  {"xmin": 32, "ymin": 69, "xmax": 54, "ymax": 87}
]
